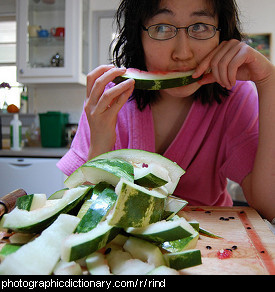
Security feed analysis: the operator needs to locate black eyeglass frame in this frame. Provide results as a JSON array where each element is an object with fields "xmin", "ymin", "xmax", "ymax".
[{"xmin": 142, "ymin": 23, "xmax": 221, "ymax": 41}]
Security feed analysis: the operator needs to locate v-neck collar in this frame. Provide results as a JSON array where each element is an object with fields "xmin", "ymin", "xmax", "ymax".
[{"xmin": 145, "ymin": 100, "xmax": 215, "ymax": 170}]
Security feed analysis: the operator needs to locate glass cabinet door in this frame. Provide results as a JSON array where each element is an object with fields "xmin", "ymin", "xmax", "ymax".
[
  {"xmin": 27, "ymin": 0, "xmax": 66, "ymax": 69},
  {"xmin": 17, "ymin": 0, "xmax": 78, "ymax": 82}
]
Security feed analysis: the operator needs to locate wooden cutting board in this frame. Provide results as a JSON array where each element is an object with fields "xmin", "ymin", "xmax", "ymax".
[{"xmin": 179, "ymin": 206, "xmax": 275, "ymax": 275}]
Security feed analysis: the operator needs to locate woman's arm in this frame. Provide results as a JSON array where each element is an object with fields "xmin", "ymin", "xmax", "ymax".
[
  {"xmin": 194, "ymin": 39, "xmax": 275, "ymax": 221},
  {"xmin": 242, "ymin": 68, "xmax": 275, "ymax": 221}
]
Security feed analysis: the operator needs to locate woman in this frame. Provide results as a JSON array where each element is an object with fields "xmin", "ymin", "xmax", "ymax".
[{"xmin": 57, "ymin": 0, "xmax": 275, "ymax": 221}]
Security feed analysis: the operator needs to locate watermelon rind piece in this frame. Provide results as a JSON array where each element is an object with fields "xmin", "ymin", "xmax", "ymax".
[
  {"xmin": 0, "ymin": 186, "xmax": 92, "ymax": 233},
  {"xmin": 76, "ymin": 182, "xmax": 108, "ymax": 219},
  {"xmin": 125, "ymin": 217, "xmax": 197, "ymax": 243},
  {"xmin": 164, "ymin": 249, "xmax": 202, "ymax": 270},
  {"xmin": 199, "ymin": 226, "xmax": 223, "ymax": 238},
  {"xmin": 91, "ymin": 149, "xmax": 185, "ymax": 194},
  {"xmin": 134, "ymin": 163, "xmax": 169, "ymax": 188},
  {"xmin": 0, "ymin": 214, "xmax": 80, "ymax": 275},
  {"xmin": 53, "ymin": 260, "xmax": 82, "ymax": 275},
  {"xmin": 123, "ymin": 236, "xmax": 166, "ymax": 267},
  {"xmin": 161, "ymin": 233, "xmax": 199, "ymax": 253},
  {"xmin": 16, "ymin": 193, "xmax": 47, "ymax": 211},
  {"xmin": 113, "ymin": 68, "xmax": 202, "ymax": 90},
  {"xmin": 107, "ymin": 178, "xmax": 166, "ymax": 228},
  {"xmin": 64, "ymin": 168, "xmax": 86, "ymax": 189},
  {"xmin": 48, "ymin": 188, "xmax": 69, "ymax": 200},
  {"xmin": 86, "ymin": 252, "xmax": 112, "ymax": 275},
  {"xmin": 61, "ymin": 220, "xmax": 121, "ymax": 262},
  {"xmin": 75, "ymin": 184, "xmax": 117, "ymax": 233},
  {"xmin": 162, "ymin": 196, "xmax": 188, "ymax": 219},
  {"xmin": 65, "ymin": 158, "xmax": 134, "ymax": 189},
  {"xmin": 0, "ymin": 244, "xmax": 21, "ymax": 261}
]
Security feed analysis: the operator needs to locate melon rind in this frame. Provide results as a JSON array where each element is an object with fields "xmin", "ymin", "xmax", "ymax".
[
  {"xmin": 107, "ymin": 178, "xmax": 166, "ymax": 228},
  {"xmin": 1, "ymin": 186, "xmax": 92, "ymax": 233},
  {"xmin": 91, "ymin": 149, "xmax": 185, "ymax": 194},
  {"xmin": 61, "ymin": 220, "xmax": 121, "ymax": 262},
  {"xmin": 164, "ymin": 249, "xmax": 202, "ymax": 270},
  {"xmin": 75, "ymin": 184, "xmax": 117, "ymax": 233},
  {"xmin": 0, "ymin": 214, "xmax": 80, "ymax": 275},
  {"xmin": 65, "ymin": 158, "xmax": 134, "ymax": 189},
  {"xmin": 113, "ymin": 69, "xmax": 202, "ymax": 90},
  {"xmin": 125, "ymin": 217, "xmax": 196, "ymax": 243},
  {"xmin": 161, "ymin": 233, "xmax": 199, "ymax": 253}
]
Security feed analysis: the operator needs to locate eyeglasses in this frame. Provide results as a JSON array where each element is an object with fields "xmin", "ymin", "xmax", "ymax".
[{"xmin": 142, "ymin": 23, "xmax": 221, "ymax": 41}]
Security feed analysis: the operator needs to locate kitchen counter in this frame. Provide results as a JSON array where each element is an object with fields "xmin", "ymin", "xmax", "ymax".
[{"xmin": 0, "ymin": 147, "xmax": 69, "ymax": 158}]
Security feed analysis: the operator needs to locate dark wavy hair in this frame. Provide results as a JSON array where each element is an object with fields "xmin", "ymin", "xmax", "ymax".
[{"xmin": 111, "ymin": 0, "xmax": 243, "ymax": 111}]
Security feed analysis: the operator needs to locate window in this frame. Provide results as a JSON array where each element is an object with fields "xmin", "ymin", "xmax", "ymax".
[{"xmin": 0, "ymin": 18, "xmax": 22, "ymax": 109}]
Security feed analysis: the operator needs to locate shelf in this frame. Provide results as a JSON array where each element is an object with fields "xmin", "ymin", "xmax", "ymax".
[
  {"xmin": 28, "ymin": 36, "xmax": 64, "ymax": 47},
  {"xmin": 29, "ymin": 0, "xmax": 65, "ymax": 13}
]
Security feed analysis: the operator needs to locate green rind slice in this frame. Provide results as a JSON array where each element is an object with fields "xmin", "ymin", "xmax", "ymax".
[
  {"xmin": 161, "ymin": 233, "xmax": 199, "ymax": 253},
  {"xmin": 134, "ymin": 163, "xmax": 169, "ymax": 188},
  {"xmin": 199, "ymin": 227, "xmax": 223, "ymax": 238},
  {"xmin": 164, "ymin": 249, "xmax": 202, "ymax": 270},
  {"xmin": 75, "ymin": 184, "xmax": 117, "ymax": 233},
  {"xmin": 107, "ymin": 178, "xmax": 166, "ymax": 228},
  {"xmin": 162, "ymin": 196, "xmax": 188, "ymax": 220},
  {"xmin": 123, "ymin": 236, "xmax": 166, "ymax": 267},
  {"xmin": 16, "ymin": 194, "xmax": 47, "ymax": 211},
  {"xmin": 76, "ymin": 182, "xmax": 109, "ymax": 219},
  {"xmin": 0, "ymin": 214, "xmax": 80, "ymax": 275},
  {"xmin": 113, "ymin": 70, "xmax": 202, "ymax": 90},
  {"xmin": 1, "ymin": 186, "xmax": 92, "ymax": 233},
  {"xmin": 83, "ymin": 158, "xmax": 134, "ymax": 184},
  {"xmin": 188, "ymin": 220, "xmax": 200, "ymax": 232},
  {"xmin": 86, "ymin": 252, "xmax": 112, "ymax": 275},
  {"xmin": 125, "ymin": 217, "xmax": 196, "ymax": 243},
  {"xmin": 48, "ymin": 188, "xmax": 69, "ymax": 200},
  {"xmin": 91, "ymin": 149, "xmax": 185, "ymax": 194},
  {"xmin": 16, "ymin": 194, "xmax": 34, "ymax": 211},
  {"xmin": 65, "ymin": 158, "xmax": 135, "ymax": 189},
  {"xmin": 0, "ymin": 244, "xmax": 21, "ymax": 261},
  {"xmin": 62, "ymin": 220, "xmax": 121, "ymax": 262},
  {"xmin": 135, "ymin": 173, "xmax": 168, "ymax": 188},
  {"xmin": 64, "ymin": 168, "xmax": 86, "ymax": 189}
]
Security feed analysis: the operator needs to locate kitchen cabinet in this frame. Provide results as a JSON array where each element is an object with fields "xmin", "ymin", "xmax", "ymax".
[
  {"xmin": 0, "ymin": 157, "xmax": 66, "ymax": 198},
  {"xmin": 16, "ymin": 0, "xmax": 91, "ymax": 85}
]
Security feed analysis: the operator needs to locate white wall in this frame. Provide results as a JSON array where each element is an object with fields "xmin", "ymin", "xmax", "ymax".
[
  {"xmin": 21, "ymin": 0, "xmax": 275, "ymax": 124},
  {"xmin": 237, "ymin": 0, "xmax": 275, "ymax": 62}
]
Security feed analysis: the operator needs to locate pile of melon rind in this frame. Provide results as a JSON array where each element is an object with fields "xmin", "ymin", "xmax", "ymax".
[{"xmin": 0, "ymin": 149, "xmax": 206, "ymax": 275}]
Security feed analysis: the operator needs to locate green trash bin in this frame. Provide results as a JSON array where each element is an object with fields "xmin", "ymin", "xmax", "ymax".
[{"xmin": 39, "ymin": 112, "xmax": 69, "ymax": 148}]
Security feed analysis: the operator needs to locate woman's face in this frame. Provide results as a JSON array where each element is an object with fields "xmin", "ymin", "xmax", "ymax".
[{"xmin": 141, "ymin": 0, "xmax": 220, "ymax": 99}]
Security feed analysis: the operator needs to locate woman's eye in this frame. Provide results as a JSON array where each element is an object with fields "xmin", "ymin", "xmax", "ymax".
[
  {"xmin": 192, "ymin": 23, "xmax": 208, "ymax": 32},
  {"xmin": 155, "ymin": 25, "xmax": 171, "ymax": 33}
]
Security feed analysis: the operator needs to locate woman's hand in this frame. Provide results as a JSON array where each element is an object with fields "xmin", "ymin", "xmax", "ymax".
[
  {"xmin": 193, "ymin": 39, "xmax": 274, "ymax": 90},
  {"xmin": 85, "ymin": 65, "xmax": 135, "ymax": 159}
]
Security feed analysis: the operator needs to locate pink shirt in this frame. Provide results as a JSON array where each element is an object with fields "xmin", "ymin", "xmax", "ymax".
[{"xmin": 57, "ymin": 81, "xmax": 259, "ymax": 206}]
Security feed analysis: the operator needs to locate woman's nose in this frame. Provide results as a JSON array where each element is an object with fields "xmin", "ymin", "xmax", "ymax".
[{"xmin": 171, "ymin": 30, "xmax": 194, "ymax": 62}]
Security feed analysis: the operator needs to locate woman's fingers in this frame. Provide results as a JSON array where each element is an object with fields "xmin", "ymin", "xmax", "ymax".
[
  {"xmin": 97, "ymin": 78, "xmax": 135, "ymax": 113},
  {"xmin": 193, "ymin": 40, "xmax": 250, "ymax": 89},
  {"xmin": 193, "ymin": 41, "xmax": 227, "ymax": 79},
  {"xmin": 87, "ymin": 67, "xmax": 127, "ymax": 105},
  {"xmin": 86, "ymin": 64, "xmax": 115, "ymax": 98},
  {"xmin": 107, "ymin": 79, "xmax": 135, "ymax": 112}
]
